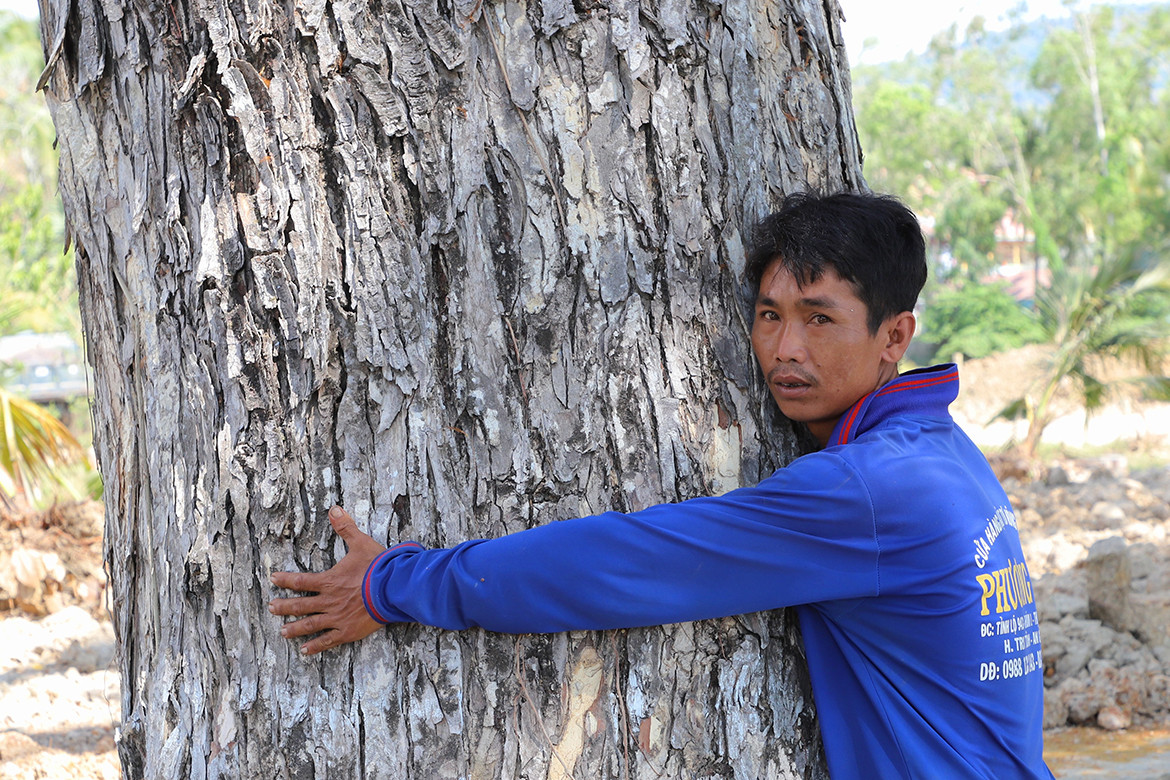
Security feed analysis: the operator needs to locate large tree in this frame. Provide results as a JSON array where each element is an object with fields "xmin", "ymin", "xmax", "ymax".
[{"xmin": 39, "ymin": 0, "xmax": 863, "ymax": 776}]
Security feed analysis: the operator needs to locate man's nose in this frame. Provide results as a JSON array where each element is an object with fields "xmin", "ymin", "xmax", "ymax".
[{"xmin": 771, "ymin": 323, "xmax": 807, "ymax": 362}]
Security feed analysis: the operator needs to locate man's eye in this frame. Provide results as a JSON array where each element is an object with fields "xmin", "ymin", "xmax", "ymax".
[
  {"xmin": 811, "ymin": 314, "xmax": 831, "ymax": 325},
  {"xmin": 758, "ymin": 311, "xmax": 779, "ymax": 321}
]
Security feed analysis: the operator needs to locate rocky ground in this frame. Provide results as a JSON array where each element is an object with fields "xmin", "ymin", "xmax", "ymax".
[
  {"xmin": 1007, "ymin": 457, "xmax": 1170, "ymax": 731},
  {"xmin": 0, "ymin": 607, "xmax": 119, "ymax": 779},
  {"xmin": 0, "ymin": 502, "xmax": 120, "ymax": 779},
  {"xmin": 1, "ymin": 345, "xmax": 1169, "ymax": 778}
]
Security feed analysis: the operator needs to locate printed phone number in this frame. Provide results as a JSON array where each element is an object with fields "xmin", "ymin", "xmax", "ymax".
[{"xmin": 979, "ymin": 649, "xmax": 1042, "ymax": 681}]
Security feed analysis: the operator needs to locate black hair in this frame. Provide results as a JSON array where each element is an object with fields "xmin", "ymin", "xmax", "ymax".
[{"xmin": 745, "ymin": 191, "xmax": 927, "ymax": 334}]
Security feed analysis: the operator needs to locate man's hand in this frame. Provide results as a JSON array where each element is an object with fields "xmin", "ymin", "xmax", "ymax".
[{"xmin": 269, "ymin": 505, "xmax": 386, "ymax": 655}]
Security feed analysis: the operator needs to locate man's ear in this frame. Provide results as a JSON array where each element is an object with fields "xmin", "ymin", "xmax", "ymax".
[{"xmin": 880, "ymin": 312, "xmax": 916, "ymax": 363}]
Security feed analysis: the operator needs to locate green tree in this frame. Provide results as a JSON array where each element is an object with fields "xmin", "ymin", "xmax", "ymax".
[
  {"xmin": 933, "ymin": 179, "xmax": 1014, "ymax": 279},
  {"xmin": 854, "ymin": 4, "xmax": 1170, "ymax": 457},
  {"xmin": 1001, "ymin": 5, "xmax": 1170, "ymax": 456},
  {"xmin": 852, "ymin": 81, "xmax": 952, "ymax": 201},
  {"xmin": 852, "ymin": 15, "xmax": 1025, "ymax": 284},
  {"xmin": 0, "ymin": 11, "xmax": 78, "ymax": 337},
  {"xmin": 920, "ymin": 283, "xmax": 1044, "ymax": 363},
  {"xmin": 1026, "ymin": 5, "xmax": 1170, "ymax": 268}
]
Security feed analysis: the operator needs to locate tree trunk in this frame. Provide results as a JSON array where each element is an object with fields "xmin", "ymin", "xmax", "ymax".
[{"xmin": 39, "ymin": 0, "xmax": 863, "ymax": 776}]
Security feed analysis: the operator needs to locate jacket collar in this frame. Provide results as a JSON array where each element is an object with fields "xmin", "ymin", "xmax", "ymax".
[{"xmin": 826, "ymin": 364, "xmax": 960, "ymax": 448}]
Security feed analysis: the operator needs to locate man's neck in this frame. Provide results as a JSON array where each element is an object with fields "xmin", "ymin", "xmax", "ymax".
[{"xmin": 809, "ymin": 364, "xmax": 901, "ymax": 448}]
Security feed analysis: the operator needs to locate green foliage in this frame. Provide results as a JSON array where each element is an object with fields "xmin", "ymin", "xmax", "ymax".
[
  {"xmin": 853, "ymin": 81, "xmax": 955, "ymax": 201},
  {"xmin": 921, "ymin": 284, "xmax": 1045, "ymax": 363},
  {"xmin": 1025, "ymin": 6, "xmax": 1170, "ymax": 269},
  {"xmin": 934, "ymin": 182, "xmax": 1014, "ymax": 278},
  {"xmin": 0, "ymin": 12, "xmax": 92, "ymax": 505},
  {"xmin": 0, "ymin": 11, "xmax": 79, "ymax": 339}
]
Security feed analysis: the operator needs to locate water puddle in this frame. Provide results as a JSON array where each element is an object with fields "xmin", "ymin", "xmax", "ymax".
[{"xmin": 1045, "ymin": 727, "xmax": 1170, "ymax": 779}]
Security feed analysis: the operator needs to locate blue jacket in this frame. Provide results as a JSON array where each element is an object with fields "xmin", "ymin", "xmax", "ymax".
[{"xmin": 363, "ymin": 364, "xmax": 1053, "ymax": 779}]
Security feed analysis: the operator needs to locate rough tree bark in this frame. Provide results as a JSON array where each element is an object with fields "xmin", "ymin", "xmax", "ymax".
[{"xmin": 40, "ymin": 0, "xmax": 864, "ymax": 776}]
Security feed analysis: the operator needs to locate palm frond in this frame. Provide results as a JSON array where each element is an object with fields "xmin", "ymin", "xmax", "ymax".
[
  {"xmin": 1137, "ymin": 375, "xmax": 1170, "ymax": 403},
  {"xmin": 0, "ymin": 387, "xmax": 85, "ymax": 501},
  {"xmin": 1078, "ymin": 372, "xmax": 1108, "ymax": 412},
  {"xmin": 994, "ymin": 397, "xmax": 1030, "ymax": 423}
]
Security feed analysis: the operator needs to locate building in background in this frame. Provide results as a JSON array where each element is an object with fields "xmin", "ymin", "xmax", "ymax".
[
  {"xmin": 0, "ymin": 332, "xmax": 89, "ymax": 406},
  {"xmin": 985, "ymin": 209, "xmax": 1049, "ymax": 306}
]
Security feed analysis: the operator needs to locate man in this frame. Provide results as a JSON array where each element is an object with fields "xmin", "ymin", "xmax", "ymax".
[{"xmin": 270, "ymin": 191, "xmax": 1053, "ymax": 779}]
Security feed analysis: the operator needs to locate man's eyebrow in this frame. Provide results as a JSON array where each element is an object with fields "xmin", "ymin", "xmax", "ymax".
[
  {"xmin": 756, "ymin": 294, "xmax": 779, "ymax": 308},
  {"xmin": 798, "ymin": 295, "xmax": 841, "ymax": 309},
  {"xmin": 756, "ymin": 294, "xmax": 842, "ymax": 309}
]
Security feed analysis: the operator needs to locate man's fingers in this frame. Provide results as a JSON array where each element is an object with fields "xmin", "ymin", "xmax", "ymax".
[
  {"xmin": 328, "ymin": 505, "xmax": 361, "ymax": 543},
  {"xmin": 300, "ymin": 630, "xmax": 344, "ymax": 656},
  {"xmin": 269, "ymin": 594, "xmax": 326, "ymax": 617},
  {"xmin": 269, "ymin": 570, "xmax": 324, "ymax": 593},
  {"xmin": 271, "ymin": 505, "xmax": 384, "ymax": 657},
  {"xmin": 280, "ymin": 613, "xmax": 327, "ymax": 639}
]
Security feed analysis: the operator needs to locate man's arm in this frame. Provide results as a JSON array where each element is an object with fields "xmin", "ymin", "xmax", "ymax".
[
  {"xmin": 271, "ymin": 452, "xmax": 880, "ymax": 653},
  {"xmin": 361, "ymin": 454, "xmax": 879, "ymax": 633}
]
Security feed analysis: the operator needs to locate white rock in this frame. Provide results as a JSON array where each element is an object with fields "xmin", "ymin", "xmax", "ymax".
[
  {"xmin": 1089, "ymin": 501, "xmax": 1128, "ymax": 530},
  {"xmin": 1097, "ymin": 705, "xmax": 1132, "ymax": 730}
]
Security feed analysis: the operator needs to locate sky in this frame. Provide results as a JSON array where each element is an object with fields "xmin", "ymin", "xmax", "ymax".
[
  {"xmin": 0, "ymin": 0, "xmax": 1152, "ymax": 65},
  {"xmin": 0, "ymin": 0, "xmax": 34, "ymax": 20},
  {"xmin": 841, "ymin": 0, "xmax": 1151, "ymax": 64}
]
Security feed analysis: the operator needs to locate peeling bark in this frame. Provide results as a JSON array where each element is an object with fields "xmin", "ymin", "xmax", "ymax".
[{"xmin": 40, "ymin": 0, "xmax": 863, "ymax": 776}]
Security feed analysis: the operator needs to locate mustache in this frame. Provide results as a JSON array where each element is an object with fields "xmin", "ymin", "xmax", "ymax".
[{"xmin": 766, "ymin": 365, "xmax": 816, "ymax": 385}]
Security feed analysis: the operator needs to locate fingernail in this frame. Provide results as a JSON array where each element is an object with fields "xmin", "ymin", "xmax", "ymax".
[
  {"xmin": 330, "ymin": 506, "xmax": 342, "ymax": 518},
  {"xmin": 269, "ymin": 573, "xmax": 277, "ymax": 584},
  {"xmin": 268, "ymin": 604, "xmax": 275, "ymax": 614},
  {"xmin": 300, "ymin": 646, "xmax": 310, "ymax": 655},
  {"xmin": 281, "ymin": 626, "xmax": 289, "ymax": 636}
]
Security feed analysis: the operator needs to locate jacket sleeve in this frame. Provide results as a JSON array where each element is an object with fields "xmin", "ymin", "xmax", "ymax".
[{"xmin": 362, "ymin": 452, "xmax": 880, "ymax": 633}]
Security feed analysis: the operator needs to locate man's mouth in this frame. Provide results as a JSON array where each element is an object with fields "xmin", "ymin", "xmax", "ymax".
[
  {"xmin": 766, "ymin": 368, "xmax": 815, "ymax": 400},
  {"xmin": 767, "ymin": 368, "xmax": 814, "ymax": 389}
]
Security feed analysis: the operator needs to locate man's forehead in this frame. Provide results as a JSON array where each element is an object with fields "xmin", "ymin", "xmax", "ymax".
[
  {"xmin": 757, "ymin": 260, "xmax": 857, "ymax": 301},
  {"xmin": 760, "ymin": 256, "xmax": 824, "ymax": 286}
]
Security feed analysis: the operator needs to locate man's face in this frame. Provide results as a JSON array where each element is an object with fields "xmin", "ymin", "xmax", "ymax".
[{"xmin": 751, "ymin": 260, "xmax": 909, "ymax": 447}]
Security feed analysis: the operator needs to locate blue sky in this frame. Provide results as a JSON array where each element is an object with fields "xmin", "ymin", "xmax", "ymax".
[{"xmin": 0, "ymin": 0, "xmax": 1152, "ymax": 65}]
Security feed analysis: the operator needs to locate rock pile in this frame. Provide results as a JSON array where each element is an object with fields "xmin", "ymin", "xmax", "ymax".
[{"xmin": 1006, "ymin": 458, "xmax": 1170, "ymax": 730}]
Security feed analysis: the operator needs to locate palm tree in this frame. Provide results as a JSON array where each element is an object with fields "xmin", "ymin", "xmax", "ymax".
[{"xmin": 1000, "ymin": 251, "xmax": 1170, "ymax": 457}]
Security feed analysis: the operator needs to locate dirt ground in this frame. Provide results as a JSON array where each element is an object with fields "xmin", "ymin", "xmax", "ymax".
[
  {"xmin": 951, "ymin": 346, "xmax": 1170, "ymax": 456},
  {"xmin": 0, "ymin": 502, "xmax": 119, "ymax": 780},
  {"xmin": 1, "ymin": 348, "xmax": 1167, "ymax": 778}
]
